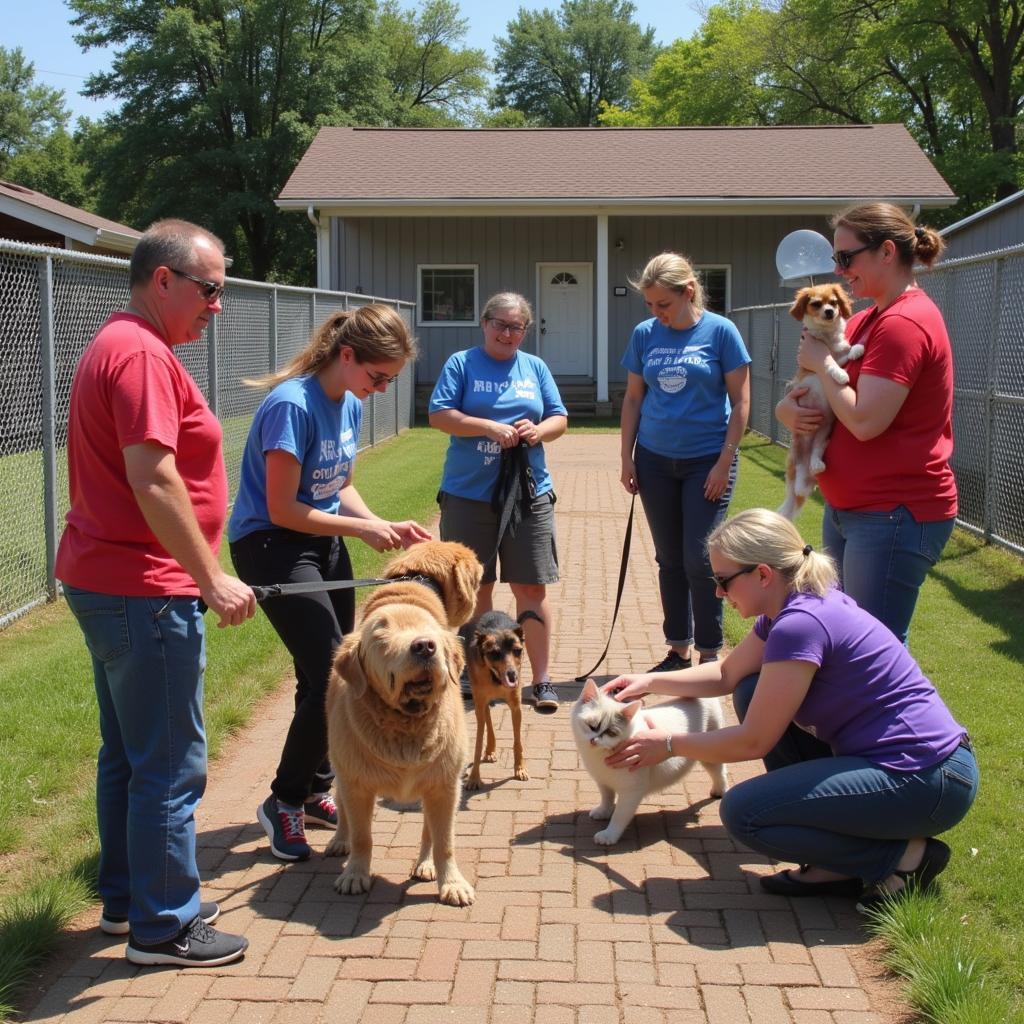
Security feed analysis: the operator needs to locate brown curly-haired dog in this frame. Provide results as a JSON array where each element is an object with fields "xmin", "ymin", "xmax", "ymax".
[{"xmin": 325, "ymin": 540, "xmax": 482, "ymax": 906}]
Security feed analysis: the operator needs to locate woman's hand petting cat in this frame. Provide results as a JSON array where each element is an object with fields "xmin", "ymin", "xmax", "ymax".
[
  {"xmin": 600, "ymin": 675, "xmax": 650, "ymax": 702},
  {"xmin": 605, "ymin": 716, "xmax": 670, "ymax": 771}
]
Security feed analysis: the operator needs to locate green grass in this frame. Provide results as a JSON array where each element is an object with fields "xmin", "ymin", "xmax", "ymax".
[
  {"xmin": 0, "ymin": 425, "xmax": 449, "ymax": 1022},
  {"xmin": 1, "ymin": 425, "xmax": 1022, "ymax": 1022}
]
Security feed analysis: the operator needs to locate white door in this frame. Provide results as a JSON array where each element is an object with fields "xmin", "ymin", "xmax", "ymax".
[{"xmin": 537, "ymin": 263, "xmax": 592, "ymax": 376}]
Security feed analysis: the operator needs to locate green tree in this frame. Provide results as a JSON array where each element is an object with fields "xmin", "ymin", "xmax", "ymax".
[
  {"xmin": 378, "ymin": 0, "xmax": 489, "ymax": 126},
  {"xmin": 493, "ymin": 0, "xmax": 658, "ymax": 126}
]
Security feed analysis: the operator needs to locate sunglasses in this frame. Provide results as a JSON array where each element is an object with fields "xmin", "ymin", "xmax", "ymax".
[
  {"xmin": 365, "ymin": 367, "xmax": 400, "ymax": 387},
  {"xmin": 832, "ymin": 242, "xmax": 879, "ymax": 270},
  {"xmin": 169, "ymin": 267, "xmax": 225, "ymax": 302},
  {"xmin": 711, "ymin": 564, "xmax": 758, "ymax": 592},
  {"xmin": 488, "ymin": 317, "xmax": 528, "ymax": 335}
]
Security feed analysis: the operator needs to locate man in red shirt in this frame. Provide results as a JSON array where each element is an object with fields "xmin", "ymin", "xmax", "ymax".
[{"xmin": 57, "ymin": 219, "xmax": 256, "ymax": 967}]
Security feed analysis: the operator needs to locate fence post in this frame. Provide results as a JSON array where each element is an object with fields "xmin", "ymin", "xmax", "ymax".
[
  {"xmin": 38, "ymin": 257, "xmax": 60, "ymax": 601},
  {"xmin": 269, "ymin": 288, "xmax": 278, "ymax": 371},
  {"xmin": 769, "ymin": 308, "xmax": 780, "ymax": 444},
  {"xmin": 207, "ymin": 316, "xmax": 219, "ymax": 417},
  {"xmin": 981, "ymin": 259, "xmax": 1002, "ymax": 543}
]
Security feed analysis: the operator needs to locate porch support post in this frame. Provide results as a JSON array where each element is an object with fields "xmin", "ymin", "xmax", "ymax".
[
  {"xmin": 596, "ymin": 213, "xmax": 609, "ymax": 405},
  {"xmin": 309, "ymin": 206, "xmax": 332, "ymax": 289}
]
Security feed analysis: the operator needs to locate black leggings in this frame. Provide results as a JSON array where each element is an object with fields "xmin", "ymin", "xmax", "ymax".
[{"xmin": 230, "ymin": 529, "xmax": 354, "ymax": 807}]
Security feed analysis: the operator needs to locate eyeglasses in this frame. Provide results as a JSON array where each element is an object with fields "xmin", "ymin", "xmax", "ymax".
[
  {"xmin": 488, "ymin": 318, "xmax": 528, "ymax": 336},
  {"xmin": 169, "ymin": 267, "xmax": 225, "ymax": 302},
  {"xmin": 832, "ymin": 243, "xmax": 879, "ymax": 270},
  {"xmin": 711, "ymin": 565, "xmax": 758, "ymax": 592},
  {"xmin": 365, "ymin": 367, "xmax": 400, "ymax": 387}
]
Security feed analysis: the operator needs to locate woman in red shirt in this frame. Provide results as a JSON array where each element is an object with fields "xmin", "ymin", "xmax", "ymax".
[{"xmin": 776, "ymin": 203, "xmax": 956, "ymax": 645}]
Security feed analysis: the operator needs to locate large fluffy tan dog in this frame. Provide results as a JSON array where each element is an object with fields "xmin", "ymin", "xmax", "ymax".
[{"xmin": 325, "ymin": 540, "xmax": 482, "ymax": 906}]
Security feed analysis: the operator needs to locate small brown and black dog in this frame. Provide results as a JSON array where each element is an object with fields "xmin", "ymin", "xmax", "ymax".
[{"xmin": 463, "ymin": 609, "xmax": 542, "ymax": 790}]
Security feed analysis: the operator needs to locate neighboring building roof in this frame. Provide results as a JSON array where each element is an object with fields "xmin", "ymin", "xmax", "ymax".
[
  {"xmin": 940, "ymin": 189, "xmax": 1024, "ymax": 237},
  {"xmin": 279, "ymin": 124, "xmax": 955, "ymax": 215},
  {"xmin": 0, "ymin": 180, "xmax": 141, "ymax": 254}
]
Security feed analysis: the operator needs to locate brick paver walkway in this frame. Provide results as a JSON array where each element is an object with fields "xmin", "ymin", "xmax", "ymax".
[{"xmin": 23, "ymin": 434, "xmax": 898, "ymax": 1023}]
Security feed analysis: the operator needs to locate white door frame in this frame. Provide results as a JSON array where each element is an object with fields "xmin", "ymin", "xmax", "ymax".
[{"xmin": 535, "ymin": 261, "xmax": 594, "ymax": 377}]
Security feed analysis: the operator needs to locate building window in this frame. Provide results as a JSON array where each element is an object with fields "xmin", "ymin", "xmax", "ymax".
[
  {"xmin": 418, "ymin": 265, "xmax": 478, "ymax": 325},
  {"xmin": 697, "ymin": 266, "xmax": 730, "ymax": 314}
]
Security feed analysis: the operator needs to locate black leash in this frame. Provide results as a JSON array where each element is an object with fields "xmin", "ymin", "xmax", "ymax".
[
  {"xmin": 251, "ymin": 573, "xmax": 440, "ymax": 602},
  {"xmin": 574, "ymin": 491, "xmax": 637, "ymax": 682},
  {"xmin": 481, "ymin": 441, "xmax": 537, "ymax": 571}
]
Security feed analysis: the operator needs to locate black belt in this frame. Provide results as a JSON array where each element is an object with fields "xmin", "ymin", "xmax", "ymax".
[{"xmin": 958, "ymin": 733, "xmax": 974, "ymax": 752}]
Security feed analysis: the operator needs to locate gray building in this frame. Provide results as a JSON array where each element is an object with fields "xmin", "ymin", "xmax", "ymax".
[
  {"xmin": 278, "ymin": 125, "xmax": 954, "ymax": 414},
  {"xmin": 940, "ymin": 189, "xmax": 1024, "ymax": 260}
]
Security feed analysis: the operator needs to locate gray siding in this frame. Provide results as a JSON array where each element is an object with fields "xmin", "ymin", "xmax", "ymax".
[
  {"xmin": 330, "ymin": 212, "xmax": 833, "ymax": 385},
  {"xmin": 942, "ymin": 199, "xmax": 1024, "ymax": 260}
]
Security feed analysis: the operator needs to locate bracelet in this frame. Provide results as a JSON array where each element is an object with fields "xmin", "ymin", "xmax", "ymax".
[
  {"xmin": 666, "ymin": 735, "xmax": 673, "ymax": 756},
  {"xmin": 724, "ymin": 442, "xmax": 738, "ymax": 451}
]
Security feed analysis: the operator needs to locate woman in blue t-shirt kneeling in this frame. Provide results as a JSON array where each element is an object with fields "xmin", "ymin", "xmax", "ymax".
[
  {"xmin": 429, "ymin": 292, "xmax": 568, "ymax": 712},
  {"xmin": 621, "ymin": 252, "xmax": 751, "ymax": 675},
  {"xmin": 229, "ymin": 306, "xmax": 430, "ymax": 863},
  {"xmin": 601, "ymin": 508, "xmax": 978, "ymax": 909}
]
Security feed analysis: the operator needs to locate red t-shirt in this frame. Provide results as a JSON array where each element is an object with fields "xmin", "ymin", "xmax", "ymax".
[
  {"xmin": 55, "ymin": 313, "xmax": 228, "ymax": 596},
  {"xmin": 817, "ymin": 288, "xmax": 957, "ymax": 520}
]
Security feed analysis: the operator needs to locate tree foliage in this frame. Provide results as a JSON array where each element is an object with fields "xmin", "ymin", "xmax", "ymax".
[
  {"xmin": 602, "ymin": 0, "xmax": 1024, "ymax": 216},
  {"xmin": 493, "ymin": 0, "xmax": 658, "ymax": 126},
  {"xmin": 71, "ymin": 0, "xmax": 489, "ymax": 281}
]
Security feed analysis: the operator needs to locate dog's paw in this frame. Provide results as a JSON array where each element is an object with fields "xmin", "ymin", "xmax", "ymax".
[
  {"xmin": 482, "ymin": 751, "xmax": 498, "ymax": 763},
  {"xmin": 413, "ymin": 858, "xmax": 437, "ymax": 882},
  {"xmin": 810, "ymin": 457, "xmax": 826, "ymax": 475},
  {"xmin": 593, "ymin": 828, "xmax": 621, "ymax": 846},
  {"xmin": 324, "ymin": 835, "xmax": 350, "ymax": 858},
  {"xmin": 334, "ymin": 868, "xmax": 371, "ymax": 895},
  {"xmin": 439, "ymin": 875, "xmax": 475, "ymax": 907},
  {"xmin": 826, "ymin": 365, "xmax": 850, "ymax": 386},
  {"xmin": 463, "ymin": 772, "xmax": 483, "ymax": 791},
  {"xmin": 589, "ymin": 805, "xmax": 613, "ymax": 821},
  {"xmin": 848, "ymin": 343, "xmax": 865, "ymax": 361},
  {"xmin": 514, "ymin": 765, "xmax": 530, "ymax": 781}
]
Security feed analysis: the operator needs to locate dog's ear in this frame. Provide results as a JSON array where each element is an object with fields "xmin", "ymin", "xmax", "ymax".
[
  {"xmin": 446, "ymin": 632, "xmax": 465, "ymax": 689},
  {"xmin": 833, "ymin": 286, "xmax": 853, "ymax": 319},
  {"xmin": 334, "ymin": 634, "xmax": 368, "ymax": 699},
  {"xmin": 447, "ymin": 546, "xmax": 484, "ymax": 628},
  {"xmin": 789, "ymin": 288, "xmax": 810, "ymax": 321},
  {"xmin": 580, "ymin": 678, "xmax": 600, "ymax": 703}
]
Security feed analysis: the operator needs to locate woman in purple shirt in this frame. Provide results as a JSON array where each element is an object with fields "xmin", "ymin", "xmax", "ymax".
[{"xmin": 601, "ymin": 508, "xmax": 977, "ymax": 909}]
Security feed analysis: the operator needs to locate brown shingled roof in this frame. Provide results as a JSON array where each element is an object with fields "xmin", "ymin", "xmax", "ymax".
[
  {"xmin": 0, "ymin": 180, "xmax": 141, "ymax": 241},
  {"xmin": 279, "ymin": 125, "xmax": 953, "ymax": 204}
]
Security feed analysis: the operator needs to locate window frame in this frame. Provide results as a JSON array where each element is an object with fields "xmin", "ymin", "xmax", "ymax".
[
  {"xmin": 416, "ymin": 263, "xmax": 479, "ymax": 328},
  {"xmin": 696, "ymin": 264, "xmax": 732, "ymax": 315}
]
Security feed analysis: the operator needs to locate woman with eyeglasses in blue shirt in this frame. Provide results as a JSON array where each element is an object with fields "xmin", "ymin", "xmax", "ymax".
[
  {"xmin": 229, "ymin": 305, "xmax": 431, "ymax": 863},
  {"xmin": 776, "ymin": 204, "xmax": 956, "ymax": 647}
]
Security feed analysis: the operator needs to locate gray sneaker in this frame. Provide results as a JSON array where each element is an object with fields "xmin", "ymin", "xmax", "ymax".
[
  {"xmin": 532, "ymin": 680, "xmax": 559, "ymax": 712},
  {"xmin": 126, "ymin": 915, "xmax": 248, "ymax": 967}
]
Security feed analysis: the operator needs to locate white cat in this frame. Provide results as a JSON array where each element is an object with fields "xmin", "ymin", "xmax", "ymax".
[{"xmin": 571, "ymin": 679, "xmax": 729, "ymax": 846}]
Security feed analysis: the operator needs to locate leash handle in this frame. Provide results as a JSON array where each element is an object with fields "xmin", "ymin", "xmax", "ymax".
[{"xmin": 575, "ymin": 491, "xmax": 636, "ymax": 681}]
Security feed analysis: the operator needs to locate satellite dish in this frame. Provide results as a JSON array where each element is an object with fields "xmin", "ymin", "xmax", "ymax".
[{"xmin": 775, "ymin": 230, "xmax": 835, "ymax": 284}]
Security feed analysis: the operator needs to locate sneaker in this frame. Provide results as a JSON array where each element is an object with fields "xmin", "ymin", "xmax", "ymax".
[
  {"xmin": 257, "ymin": 794, "xmax": 311, "ymax": 861},
  {"xmin": 304, "ymin": 791, "xmax": 338, "ymax": 829},
  {"xmin": 531, "ymin": 680, "xmax": 559, "ymax": 712},
  {"xmin": 648, "ymin": 650, "xmax": 693, "ymax": 673},
  {"xmin": 126, "ymin": 915, "xmax": 248, "ymax": 967},
  {"xmin": 100, "ymin": 901, "xmax": 220, "ymax": 936}
]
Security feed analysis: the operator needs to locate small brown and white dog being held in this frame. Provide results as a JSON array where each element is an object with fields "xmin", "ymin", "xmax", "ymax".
[
  {"xmin": 463, "ymin": 609, "xmax": 542, "ymax": 790},
  {"xmin": 325, "ymin": 540, "xmax": 482, "ymax": 906},
  {"xmin": 778, "ymin": 283, "xmax": 863, "ymax": 520}
]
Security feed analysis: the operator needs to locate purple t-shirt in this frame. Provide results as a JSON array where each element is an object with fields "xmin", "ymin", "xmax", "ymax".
[{"xmin": 754, "ymin": 589, "xmax": 965, "ymax": 771}]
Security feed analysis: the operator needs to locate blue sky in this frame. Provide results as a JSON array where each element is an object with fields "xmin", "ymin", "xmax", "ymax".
[{"xmin": 9, "ymin": 0, "xmax": 703, "ymax": 123}]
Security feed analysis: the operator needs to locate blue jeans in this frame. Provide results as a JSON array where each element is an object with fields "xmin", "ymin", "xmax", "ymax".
[
  {"xmin": 64, "ymin": 587, "xmax": 207, "ymax": 944},
  {"xmin": 634, "ymin": 445, "xmax": 736, "ymax": 655},
  {"xmin": 723, "ymin": 674, "xmax": 979, "ymax": 882},
  {"xmin": 822, "ymin": 504, "xmax": 954, "ymax": 645}
]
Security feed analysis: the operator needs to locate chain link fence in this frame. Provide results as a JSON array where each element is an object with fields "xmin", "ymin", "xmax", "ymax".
[
  {"xmin": 729, "ymin": 243, "xmax": 1024, "ymax": 558},
  {"xmin": 0, "ymin": 239, "xmax": 415, "ymax": 628}
]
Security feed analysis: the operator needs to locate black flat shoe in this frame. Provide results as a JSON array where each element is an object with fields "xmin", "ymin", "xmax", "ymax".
[
  {"xmin": 760, "ymin": 867, "xmax": 864, "ymax": 898},
  {"xmin": 857, "ymin": 837, "xmax": 952, "ymax": 912}
]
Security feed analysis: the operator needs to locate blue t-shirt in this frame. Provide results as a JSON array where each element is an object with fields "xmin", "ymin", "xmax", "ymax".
[
  {"xmin": 228, "ymin": 376, "xmax": 363, "ymax": 542},
  {"xmin": 429, "ymin": 347, "xmax": 567, "ymax": 502},
  {"xmin": 621, "ymin": 311, "xmax": 750, "ymax": 459},
  {"xmin": 753, "ymin": 588, "xmax": 965, "ymax": 772}
]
